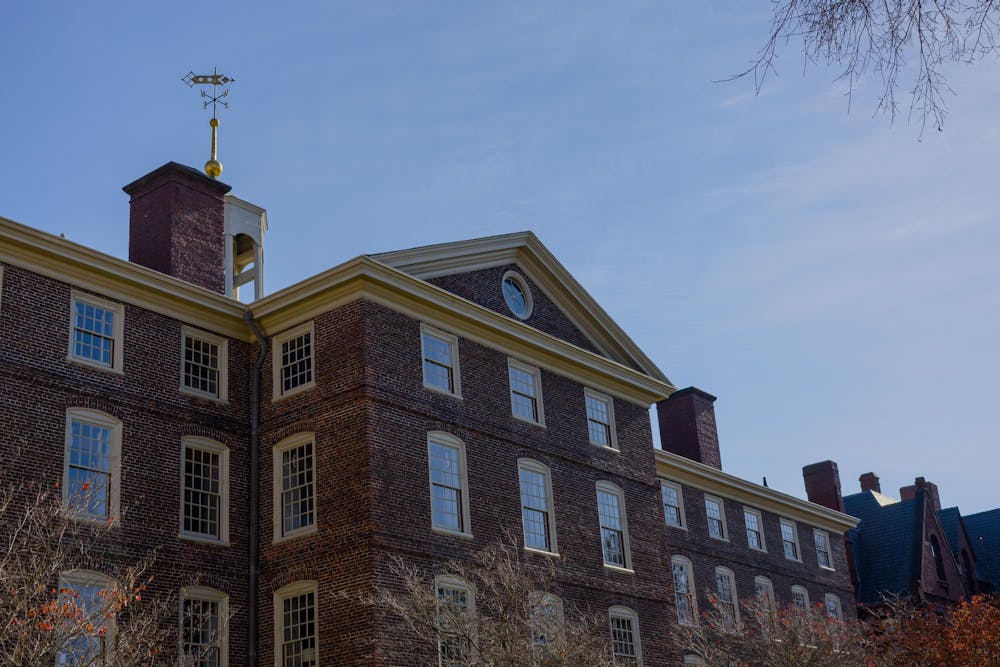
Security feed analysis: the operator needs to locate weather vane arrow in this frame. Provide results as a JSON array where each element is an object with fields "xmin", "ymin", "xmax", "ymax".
[{"xmin": 182, "ymin": 67, "xmax": 235, "ymax": 179}]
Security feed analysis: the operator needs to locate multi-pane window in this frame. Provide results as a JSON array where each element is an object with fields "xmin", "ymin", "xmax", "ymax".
[
  {"xmin": 421, "ymin": 325, "xmax": 460, "ymax": 396},
  {"xmin": 671, "ymin": 556, "xmax": 696, "ymax": 626},
  {"xmin": 69, "ymin": 293, "xmax": 122, "ymax": 370},
  {"xmin": 715, "ymin": 568, "xmax": 739, "ymax": 628},
  {"xmin": 64, "ymin": 409, "xmax": 121, "ymax": 523},
  {"xmin": 182, "ymin": 328, "xmax": 227, "ymax": 400},
  {"xmin": 609, "ymin": 607, "xmax": 642, "ymax": 666},
  {"xmin": 824, "ymin": 593, "xmax": 843, "ymax": 620},
  {"xmin": 754, "ymin": 576, "xmax": 775, "ymax": 605},
  {"xmin": 273, "ymin": 322, "xmax": 315, "ymax": 399},
  {"xmin": 781, "ymin": 519, "xmax": 801, "ymax": 561},
  {"xmin": 705, "ymin": 496, "xmax": 727, "ymax": 540},
  {"xmin": 56, "ymin": 571, "xmax": 112, "ymax": 665},
  {"xmin": 660, "ymin": 481, "xmax": 685, "ymax": 528},
  {"xmin": 436, "ymin": 577, "xmax": 472, "ymax": 666},
  {"xmin": 276, "ymin": 583, "xmax": 317, "ymax": 667},
  {"xmin": 428, "ymin": 433, "xmax": 470, "ymax": 534},
  {"xmin": 530, "ymin": 593, "xmax": 564, "ymax": 655},
  {"xmin": 814, "ymin": 530, "xmax": 833, "ymax": 569},
  {"xmin": 791, "ymin": 585, "xmax": 810, "ymax": 611},
  {"xmin": 597, "ymin": 483, "xmax": 630, "ymax": 569},
  {"xmin": 744, "ymin": 508, "xmax": 765, "ymax": 551},
  {"xmin": 181, "ymin": 438, "xmax": 228, "ymax": 542},
  {"xmin": 508, "ymin": 360, "xmax": 544, "ymax": 425},
  {"xmin": 518, "ymin": 460, "xmax": 556, "ymax": 553},
  {"xmin": 585, "ymin": 389, "xmax": 616, "ymax": 448},
  {"xmin": 274, "ymin": 434, "xmax": 315, "ymax": 541},
  {"xmin": 181, "ymin": 588, "xmax": 228, "ymax": 667}
]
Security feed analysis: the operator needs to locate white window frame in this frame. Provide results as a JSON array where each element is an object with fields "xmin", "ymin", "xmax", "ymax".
[
  {"xmin": 273, "ymin": 580, "xmax": 318, "ymax": 667},
  {"xmin": 529, "ymin": 592, "xmax": 565, "ymax": 655},
  {"xmin": 427, "ymin": 432, "xmax": 473, "ymax": 538},
  {"xmin": 659, "ymin": 480, "xmax": 686, "ymax": 529},
  {"xmin": 180, "ymin": 326, "xmax": 229, "ymax": 402},
  {"xmin": 743, "ymin": 507, "xmax": 766, "ymax": 552},
  {"xmin": 608, "ymin": 605, "xmax": 643, "ymax": 666},
  {"xmin": 715, "ymin": 566, "xmax": 740, "ymax": 627},
  {"xmin": 57, "ymin": 570, "xmax": 117, "ymax": 664},
  {"xmin": 780, "ymin": 518, "xmax": 802, "ymax": 561},
  {"xmin": 671, "ymin": 555, "xmax": 697, "ymax": 626},
  {"xmin": 596, "ymin": 481, "xmax": 632, "ymax": 572},
  {"xmin": 272, "ymin": 432, "xmax": 317, "ymax": 543},
  {"xmin": 180, "ymin": 586, "xmax": 230, "ymax": 667},
  {"xmin": 704, "ymin": 495, "xmax": 728, "ymax": 541},
  {"xmin": 501, "ymin": 270, "xmax": 534, "ymax": 320},
  {"xmin": 754, "ymin": 576, "xmax": 775, "ymax": 606},
  {"xmin": 420, "ymin": 324, "xmax": 462, "ymax": 397},
  {"xmin": 814, "ymin": 529, "xmax": 834, "ymax": 570},
  {"xmin": 824, "ymin": 593, "xmax": 843, "ymax": 620},
  {"xmin": 507, "ymin": 358, "xmax": 545, "ymax": 426},
  {"xmin": 517, "ymin": 458, "xmax": 558, "ymax": 555},
  {"xmin": 179, "ymin": 436, "xmax": 230, "ymax": 545},
  {"xmin": 435, "ymin": 575, "xmax": 475, "ymax": 667},
  {"xmin": 272, "ymin": 321, "xmax": 316, "ymax": 401},
  {"xmin": 584, "ymin": 387, "xmax": 618, "ymax": 450},
  {"xmin": 63, "ymin": 408, "xmax": 122, "ymax": 525},
  {"xmin": 68, "ymin": 290, "xmax": 125, "ymax": 373},
  {"xmin": 791, "ymin": 585, "xmax": 810, "ymax": 611}
]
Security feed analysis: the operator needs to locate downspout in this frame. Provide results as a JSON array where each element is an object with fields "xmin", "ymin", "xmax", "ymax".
[{"xmin": 245, "ymin": 310, "xmax": 268, "ymax": 667}]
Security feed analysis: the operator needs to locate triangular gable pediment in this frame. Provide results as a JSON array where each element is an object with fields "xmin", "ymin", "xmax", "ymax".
[{"xmin": 369, "ymin": 232, "xmax": 670, "ymax": 384}]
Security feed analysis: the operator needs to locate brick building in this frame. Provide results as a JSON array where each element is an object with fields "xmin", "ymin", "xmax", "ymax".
[{"xmin": 0, "ymin": 161, "xmax": 857, "ymax": 666}]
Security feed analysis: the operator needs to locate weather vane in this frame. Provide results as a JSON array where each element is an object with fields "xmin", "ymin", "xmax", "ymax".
[{"xmin": 182, "ymin": 67, "xmax": 235, "ymax": 179}]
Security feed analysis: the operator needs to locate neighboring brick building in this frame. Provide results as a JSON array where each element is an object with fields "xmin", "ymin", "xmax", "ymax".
[{"xmin": 0, "ymin": 160, "xmax": 858, "ymax": 666}]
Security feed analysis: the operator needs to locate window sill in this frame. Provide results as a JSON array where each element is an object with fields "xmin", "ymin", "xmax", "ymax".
[
  {"xmin": 432, "ymin": 527, "xmax": 474, "ymax": 540},
  {"xmin": 180, "ymin": 386, "xmax": 229, "ymax": 405},
  {"xmin": 665, "ymin": 523, "xmax": 687, "ymax": 531},
  {"xmin": 603, "ymin": 564, "xmax": 635, "ymax": 575},
  {"xmin": 749, "ymin": 546, "xmax": 768, "ymax": 553},
  {"xmin": 67, "ymin": 355, "xmax": 124, "ymax": 376},
  {"xmin": 272, "ymin": 380, "xmax": 316, "ymax": 403},
  {"xmin": 273, "ymin": 524, "xmax": 317, "ymax": 545},
  {"xmin": 784, "ymin": 556, "xmax": 803, "ymax": 563},
  {"xmin": 591, "ymin": 443, "xmax": 620, "ymax": 453},
  {"xmin": 422, "ymin": 383, "xmax": 463, "ymax": 400},
  {"xmin": 820, "ymin": 565, "xmax": 836, "ymax": 572},
  {"xmin": 524, "ymin": 546, "xmax": 559, "ymax": 558},
  {"xmin": 709, "ymin": 535, "xmax": 729, "ymax": 542},
  {"xmin": 179, "ymin": 532, "xmax": 230, "ymax": 547},
  {"xmin": 512, "ymin": 414, "xmax": 546, "ymax": 428}
]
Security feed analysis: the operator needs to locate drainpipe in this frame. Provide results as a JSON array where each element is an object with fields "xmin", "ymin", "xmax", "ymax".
[{"xmin": 245, "ymin": 310, "xmax": 268, "ymax": 667}]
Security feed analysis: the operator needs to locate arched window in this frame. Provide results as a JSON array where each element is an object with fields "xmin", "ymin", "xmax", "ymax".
[
  {"xmin": 435, "ymin": 575, "xmax": 474, "ymax": 666},
  {"xmin": 57, "ymin": 570, "xmax": 116, "ymax": 664},
  {"xmin": 63, "ymin": 408, "xmax": 122, "ymax": 524},
  {"xmin": 608, "ymin": 606, "xmax": 643, "ymax": 666},
  {"xmin": 518, "ymin": 459, "xmax": 557, "ymax": 553},
  {"xmin": 273, "ymin": 432, "xmax": 316, "ymax": 542},
  {"xmin": 274, "ymin": 581, "xmax": 318, "ymax": 667},
  {"xmin": 824, "ymin": 593, "xmax": 843, "ymax": 620},
  {"xmin": 180, "ymin": 436, "xmax": 230, "ymax": 543},
  {"xmin": 671, "ymin": 556, "xmax": 697, "ymax": 625},
  {"xmin": 530, "ymin": 592, "xmax": 564, "ymax": 655},
  {"xmin": 427, "ymin": 432, "xmax": 472, "ymax": 536},
  {"xmin": 754, "ymin": 576, "xmax": 775, "ymax": 606},
  {"xmin": 715, "ymin": 567, "xmax": 739, "ymax": 627},
  {"xmin": 181, "ymin": 586, "xmax": 230, "ymax": 666},
  {"xmin": 931, "ymin": 535, "xmax": 947, "ymax": 581},
  {"xmin": 791, "ymin": 585, "xmax": 810, "ymax": 611}
]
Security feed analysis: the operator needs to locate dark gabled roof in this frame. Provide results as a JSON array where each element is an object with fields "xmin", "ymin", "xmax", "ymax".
[
  {"xmin": 964, "ymin": 508, "xmax": 1000, "ymax": 590},
  {"xmin": 844, "ymin": 491, "xmax": 917, "ymax": 605},
  {"xmin": 939, "ymin": 507, "xmax": 964, "ymax": 556}
]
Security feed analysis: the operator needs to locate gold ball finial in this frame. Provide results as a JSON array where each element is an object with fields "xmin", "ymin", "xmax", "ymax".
[
  {"xmin": 205, "ymin": 159, "xmax": 223, "ymax": 178},
  {"xmin": 210, "ymin": 117, "xmax": 220, "ymax": 128}
]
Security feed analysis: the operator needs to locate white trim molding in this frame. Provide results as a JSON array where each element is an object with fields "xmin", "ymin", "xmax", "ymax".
[
  {"xmin": 180, "ymin": 326, "xmax": 229, "ymax": 403},
  {"xmin": 63, "ymin": 408, "xmax": 122, "ymax": 525},
  {"xmin": 273, "ymin": 580, "xmax": 318, "ymax": 667},
  {"xmin": 271, "ymin": 321, "xmax": 316, "ymax": 401},
  {"xmin": 179, "ymin": 436, "xmax": 231, "ymax": 545},
  {"xmin": 272, "ymin": 432, "xmax": 317, "ymax": 543}
]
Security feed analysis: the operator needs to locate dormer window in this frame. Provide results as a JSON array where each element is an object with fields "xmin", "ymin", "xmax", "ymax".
[{"xmin": 501, "ymin": 271, "xmax": 533, "ymax": 319}]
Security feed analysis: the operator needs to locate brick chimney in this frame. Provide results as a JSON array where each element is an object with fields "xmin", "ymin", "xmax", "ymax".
[
  {"xmin": 900, "ymin": 477, "xmax": 941, "ymax": 513},
  {"xmin": 123, "ymin": 162, "xmax": 232, "ymax": 293},
  {"xmin": 802, "ymin": 460, "xmax": 846, "ymax": 513},
  {"xmin": 656, "ymin": 387, "xmax": 721, "ymax": 469},
  {"xmin": 859, "ymin": 472, "xmax": 881, "ymax": 493}
]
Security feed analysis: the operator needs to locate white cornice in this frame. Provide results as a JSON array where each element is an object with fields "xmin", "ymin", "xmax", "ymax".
[
  {"xmin": 654, "ymin": 450, "xmax": 860, "ymax": 532},
  {"xmin": 371, "ymin": 232, "xmax": 670, "ymax": 384},
  {"xmin": 251, "ymin": 256, "xmax": 674, "ymax": 406},
  {"xmin": 0, "ymin": 216, "xmax": 248, "ymax": 340}
]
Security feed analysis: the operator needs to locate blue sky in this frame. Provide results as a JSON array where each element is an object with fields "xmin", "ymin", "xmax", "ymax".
[{"xmin": 2, "ymin": 1, "xmax": 997, "ymax": 513}]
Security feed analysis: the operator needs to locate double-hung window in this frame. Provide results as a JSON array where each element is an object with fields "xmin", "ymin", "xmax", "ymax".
[
  {"xmin": 435, "ymin": 576, "xmax": 473, "ymax": 666},
  {"xmin": 181, "ymin": 327, "xmax": 228, "ymax": 401},
  {"xmin": 824, "ymin": 593, "xmax": 843, "ymax": 620},
  {"xmin": 780, "ymin": 519, "xmax": 801, "ymax": 561},
  {"xmin": 608, "ymin": 606, "xmax": 643, "ymax": 666},
  {"xmin": 671, "ymin": 556, "xmax": 697, "ymax": 626},
  {"xmin": 181, "ymin": 587, "xmax": 229, "ymax": 667},
  {"xmin": 705, "ymin": 496, "xmax": 727, "ymax": 540},
  {"xmin": 814, "ymin": 529, "xmax": 833, "ymax": 569},
  {"xmin": 63, "ymin": 408, "xmax": 122, "ymax": 523},
  {"xmin": 754, "ymin": 576, "xmax": 774, "ymax": 605},
  {"xmin": 421, "ymin": 325, "xmax": 461, "ymax": 396},
  {"xmin": 56, "ymin": 570, "xmax": 114, "ymax": 665},
  {"xmin": 715, "ymin": 567, "xmax": 739, "ymax": 628},
  {"xmin": 428, "ymin": 432, "xmax": 471, "ymax": 536},
  {"xmin": 508, "ymin": 359, "xmax": 544, "ymax": 425},
  {"xmin": 791, "ymin": 585, "xmax": 810, "ymax": 611},
  {"xmin": 584, "ymin": 388, "xmax": 617, "ymax": 449},
  {"xmin": 530, "ymin": 592, "xmax": 564, "ymax": 657},
  {"xmin": 660, "ymin": 481, "xmax": 686, "ymax": 529},
  {"xmin": 180, "ymin": 437, "xmax": 229, "ymax": 543},
  {"xmin": 274, "ymin": 581, "xmax": 318, "ymax": 667},
  {"xmin": 596, "ymin": 482, "xmax": 631, "ymax": 570},
  {"xmin": 273, "ymin": 322, "xmax": 315, "ymax": 400},
  {"xmin": 518, "ymin": 459, "xmax": 557, "ymax": 553},
  {"xmin": 68, "ymin": 291, "xmax": 124, "ymax": 372},
  {"xmin": 744, "ymin": 508, "xmax": 765, "ymax": 551},
  {"xmin": 273, "ymin": 433, "xmax": 316, "ymax": 541}
]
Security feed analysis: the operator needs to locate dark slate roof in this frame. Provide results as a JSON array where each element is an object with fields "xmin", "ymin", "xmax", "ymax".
[
  {"xmin": 844, "ymin": 491, "xmax": 917, "ymax": 605},
  {"xmin": 939, "ymin": 507, "xmax": 964, "ymax": 556},
  {"xmin": 964, "ymin": 508, "xmax": 1000, "ymax": 590}
]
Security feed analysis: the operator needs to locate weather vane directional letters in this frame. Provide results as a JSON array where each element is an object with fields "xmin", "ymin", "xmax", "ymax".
[{"xmin": 182, "ymin": 67, "xmax": 235, "ymax": 119}]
